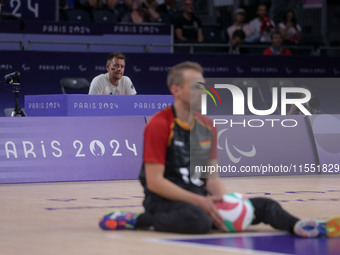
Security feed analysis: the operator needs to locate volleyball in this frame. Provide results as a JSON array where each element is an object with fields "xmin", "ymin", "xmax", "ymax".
[{"xmin": 216, "ymin": 192, "xmax": 254, "ymax": 232}]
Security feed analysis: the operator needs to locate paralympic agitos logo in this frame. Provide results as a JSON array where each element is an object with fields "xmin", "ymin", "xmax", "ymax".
[{"xmin": 199, "ymin": 83, "xmax": 312, "ymax": 116}]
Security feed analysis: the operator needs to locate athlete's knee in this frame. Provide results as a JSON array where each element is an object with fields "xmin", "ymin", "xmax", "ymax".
[
  {"xmin": 263, "ymin": 198, "xmax": 281, "ymax": 211},
  {"xmin": 250, "ymin": 197, "xmax": 281, "ymax": 224},
  {"xmin": 251, "ymin": 197, "xmax": 280, "ymax": 211}
]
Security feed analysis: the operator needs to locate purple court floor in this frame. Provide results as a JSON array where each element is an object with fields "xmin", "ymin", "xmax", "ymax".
[{"xmin": 163, "ymin": 233, "xmax": 340, "ymax": 255}]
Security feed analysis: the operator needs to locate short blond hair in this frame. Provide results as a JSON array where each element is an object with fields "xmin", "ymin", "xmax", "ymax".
[
  {"xmin": 107, "ymin": 52, "xmax": 126, "ymax": 65},
  {"xmin": 167, "ymin": 61, "xmax": 203, "ymax": 89}
]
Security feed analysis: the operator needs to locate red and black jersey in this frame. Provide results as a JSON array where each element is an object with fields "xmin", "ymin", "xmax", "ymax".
[
  {"xmin": 263, "ymin": 47, "xmax": 292, "ymax": 55},
  {"xmin": 139, "ymin": 106, "xmax": 217, "ymax": 207}
]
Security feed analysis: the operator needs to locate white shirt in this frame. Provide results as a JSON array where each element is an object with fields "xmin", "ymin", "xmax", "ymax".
[
  {"xmin": 278, "ymin": 22, "xmax": 302, "ymax": 41},
  {"xmin": 88, "ymin": 73, "xmax": 137, "ymax": 95},
  {"xmin": 249, "ymin": 18, "xmax": 275, "ymax": 42}
]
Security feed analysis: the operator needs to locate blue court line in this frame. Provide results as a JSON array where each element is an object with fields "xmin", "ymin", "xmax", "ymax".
[
  {"xmin": 47, "ymin": 198, "xmax": 77, "ymax": 202},
  {"xmin": 45, "ymin": 205, "xmax": 142, "ymax": 211},
  {"xmin": 91, "ymin": 197, "xmax": 129, "ymax": 200}
]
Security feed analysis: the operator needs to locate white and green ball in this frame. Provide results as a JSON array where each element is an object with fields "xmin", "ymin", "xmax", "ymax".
[{"xmin": 216, "ymin": 192, "xmax": 254, "ymax": 232}]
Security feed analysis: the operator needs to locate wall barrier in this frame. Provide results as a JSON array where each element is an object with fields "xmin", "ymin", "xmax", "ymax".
[
  {"xmin": 0, "ymin": 114, "xmax": 339, "ymax": 184},
  {"xmin": 0, "ymin": 116, "xmax": 145, "ymax": 183},
  {"xmin": 1, "ymin": 51, "xmax": 340, "ymax": 117},
  {"xmin": 0, "ymin": 21, "xmax": 172, "ymax": 53},
  {"xmin": 309, "ymin": 115, "xmax": 340, "ymax": 165}
]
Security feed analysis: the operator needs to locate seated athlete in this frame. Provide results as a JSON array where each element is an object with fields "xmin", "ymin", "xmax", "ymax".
[
  {"xmin": 88, "ymin": 52, "xmax": 136, "ymax": 95},
  {"xmin": 98, "ymin": 61, "xmax": 340, "ymax": 237}
]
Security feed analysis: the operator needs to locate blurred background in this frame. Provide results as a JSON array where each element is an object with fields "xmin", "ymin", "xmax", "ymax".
[{"xmin": 0, "ymin": 0, "xmax": 339, "ymax": 116}]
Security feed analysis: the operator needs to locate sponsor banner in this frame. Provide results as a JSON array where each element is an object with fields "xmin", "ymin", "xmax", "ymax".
[
  {"xmin": 28, "ymin": 22, "xmax": 96, "ymax": 35},
  {"xmin": 0, "ymin": 22, "xmax": 172, "ymax": 52},
  {"xmin": 25, "ymin": 94, "xmax": 67, "ymax": 116},
  {"xmin": 0, "ymin": 21, "xmax": 171, "ymax": 35},
  {"xmin": 309, "ymin": 115, "xmax": 340, "ymax": 167},
  {"xmin": 0, "ymin": 116, "xmax": 145, "ymax": 183},
  {"xmin": 25, "ymin": 95, "xmax": 173, "ymax": 116},
  {"xmin": 21, "ymin": 22, "xmax": 171, "ymax": 35}
]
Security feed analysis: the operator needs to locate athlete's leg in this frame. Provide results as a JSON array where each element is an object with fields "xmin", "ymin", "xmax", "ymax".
[
  {"xmin": 250, "ymin": 197, "xmax": 299, "ymax": 233},
  {"xmin": 249, "ymin": 197, "xmax": 340, "ymax": 237},
  {"xmin": 138, "ymin": 200, "xmax": 212, "ymax": 234},
  {"xmin": 99, "ymin": 200, "xmax": 212, "ymax": 234}
]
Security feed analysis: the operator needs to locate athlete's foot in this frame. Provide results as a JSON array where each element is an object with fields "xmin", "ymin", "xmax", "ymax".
[
  {"xmin": 99, "ymin": 211, "xmax": 140, "ymax": 230},
  {"xmin": 294, "ymin": 216, "xmax": 340, "ymax": 237}
]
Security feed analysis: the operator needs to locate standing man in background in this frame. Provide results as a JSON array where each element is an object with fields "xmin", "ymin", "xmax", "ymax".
[
  {"xmin": 174, "ymin": 0, "xmax": 204, "ymax": 43},
  {"xmin": 89, "ymin": 52, "xmax": 137, "ymax": 95},
  {"xmin": 249, "ymin": 3, "xmax": 275, "ymax": 43}
]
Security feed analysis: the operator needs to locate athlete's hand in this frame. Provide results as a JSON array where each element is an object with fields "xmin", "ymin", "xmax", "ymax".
[{"xmin": 197, "ymin": 195, "xmax": 225, "ymax": 230}]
